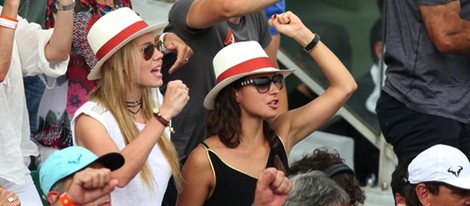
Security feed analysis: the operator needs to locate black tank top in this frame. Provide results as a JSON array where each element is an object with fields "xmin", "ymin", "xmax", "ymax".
[{"xmin": 201, "ymin": 137, "xmax": 289, "ymax": 206}]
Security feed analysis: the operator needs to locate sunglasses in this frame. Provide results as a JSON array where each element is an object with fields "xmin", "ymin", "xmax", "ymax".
[
  {"xmin": 238, "ymin": 74, "xmax": 284, "ymax": 93},
  {"xmin": 142, "ymin": 41, "xmax": 162, "ymax": 60}
]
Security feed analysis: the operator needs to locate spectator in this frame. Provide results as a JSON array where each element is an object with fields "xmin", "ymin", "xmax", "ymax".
[
  {"xmin": 404, "ymin": 144, "xmax": 470, "ymax": 206},
  {"xmin": 31, "ymin": 0, "xmax": 134, "ymax": 158},
  {"xmin": 72, "ymin": 7, "xmax": 190, "ymax": 206},
  {"xmin": 391, "ymin": 155, "xmax": 415, "ymax": 206},
  {"xmin": 162, "ymin": 1, "xmax": 285, "ymax": 203},
  {"xmin": 376, "ymin": 0, "xmax": 470, "ymax": 164},
  {"xmin": 18, "ymin": 0, "xmax": 49, "ymax": 136},
  {"xmin": 364, "ymin": 18, "xmax": 385, "ymax": 114},
  {"xmin": 0, "ymin": 0, "xmax": 73, "ymax": 204},
  {"xmin": 162, "ymin": 0, "xmax": 286, "ymax": 164},
  {"xmin": 31, "ymin": 0, "xmax": 191, "ymax": 167},
  {"xmin": 40, "ymin": 146, "xmax": 124, "ymax": 206},
  {"xmin": 285, "ymin": 170, "xmax": 350, "ymax": 206},
  {"xmin": 176, "ymin": 11, "xmax": 356, "ymax": 205},
  {"xmin": 288, "ymin": 148, "xmax": 365, "ymax": 206}
]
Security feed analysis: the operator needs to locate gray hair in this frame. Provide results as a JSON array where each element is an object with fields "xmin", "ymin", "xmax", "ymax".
[{"xmin": 285, "ymin": 170, "xmax": 350, "ymax": 206}]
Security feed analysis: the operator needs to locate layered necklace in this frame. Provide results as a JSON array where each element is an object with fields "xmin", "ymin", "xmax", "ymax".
[{"xmin": 126, "ymin": 98, "xmax": 142, "ymax": 119}]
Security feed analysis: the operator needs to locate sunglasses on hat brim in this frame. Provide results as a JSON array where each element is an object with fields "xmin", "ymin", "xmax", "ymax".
[{"xmin": 236, "ymin": 74, "xmax": 284, "ymax": 93}]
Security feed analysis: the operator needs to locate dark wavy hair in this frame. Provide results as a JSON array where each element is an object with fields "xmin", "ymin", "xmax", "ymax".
[
  {"xmin": 288, "ymin": 148, "xmax": 365, "ymax": 206},
  {"xmin": 205, "ymin": 81, "xmax": 277, "ymax": 148},
  {"xmin": 391, "ymin": 155, "xmax": 415, "ymax": 205}
]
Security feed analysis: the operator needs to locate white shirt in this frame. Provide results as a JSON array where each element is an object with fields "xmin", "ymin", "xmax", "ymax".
[
  {"xmin": 72, "ymin": 89, "xmax": 172, "ymax": 206},
  {"xmin": 0, "ymin": 7, "xmax": 69, "ymax": 184}
]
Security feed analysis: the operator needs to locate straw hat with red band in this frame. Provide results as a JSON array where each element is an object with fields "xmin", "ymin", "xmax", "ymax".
[
  {"xmin": 203, "ymin": 41, "xmax": 294, "ymax": 110},
  {"xmin": 87, "ymin": 7, "xmax": 168, "ymax": 80}
]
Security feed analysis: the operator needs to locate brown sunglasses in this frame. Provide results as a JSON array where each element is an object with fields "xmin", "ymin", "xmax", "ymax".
[{"xmin": 142, "ymin": 41, "xmax": 162, "ymax": 60}]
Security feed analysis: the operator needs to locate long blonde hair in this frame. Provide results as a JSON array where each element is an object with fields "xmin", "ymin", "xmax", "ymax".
[{"xmin": 88, "ymin": 41, "xmax": 182, "ymax": 191}]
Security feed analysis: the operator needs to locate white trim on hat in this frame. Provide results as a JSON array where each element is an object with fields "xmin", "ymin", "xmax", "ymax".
[
  {"xmin": 203, "ymin": 41, "xmax": 294, "ymax": 110},
  {"xmin": 87, "ymin": 7, "xmax": 167, "ymax": 80}
]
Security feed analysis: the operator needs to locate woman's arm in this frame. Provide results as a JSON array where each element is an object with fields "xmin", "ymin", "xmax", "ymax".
[
  {"xmin": 74, "ymin": 114, "xmax": 169, "ymax": 187},
  {"xmin": 269, "ymin": 11, "xmax": 357, "ymax": 152},
  {"xmin": 74, "ymin": 81, "xmax": 189, "ymax": 187},
  {"xmin": 176, "ymin": 145, "xmax": 214, "ymax": 206},
  {"xmin": 0, "ymin": 0, "xmax": 19, "ymax": 81},
  {"xmin": 419, "ymin": 0, "xmax": 470, "ymax": 54},
  {"xmin": 44, "ymin": 0, "xmax": 74, "ymax": 61}
]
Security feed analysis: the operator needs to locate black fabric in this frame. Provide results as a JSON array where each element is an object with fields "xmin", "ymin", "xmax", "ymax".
[
  {"xmin": 376, "ymin": 91, "xmax": 470, "ymax": 164},
  {"xmin": 201, "ymin": 138, "xmax": 288, "ymax": 206},
  {"xmin": 323, "ymin": 163, "xmax": 355, "ymax": 177}
]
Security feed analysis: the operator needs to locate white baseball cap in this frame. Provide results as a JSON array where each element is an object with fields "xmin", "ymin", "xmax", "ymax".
[{"xmin": 408, "ymin": 144, "xmax": 470, "ymax": 189}]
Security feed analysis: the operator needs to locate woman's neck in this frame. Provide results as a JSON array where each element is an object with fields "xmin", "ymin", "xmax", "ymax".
[{"xmin": 239, "ymin": 117, "xmax": 265, "ymax": 145}]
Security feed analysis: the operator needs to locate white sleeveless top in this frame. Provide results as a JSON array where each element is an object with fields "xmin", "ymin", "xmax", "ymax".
[{"xmin": 71, "ymin": 91, "xmax": 172, "ymax": 206}]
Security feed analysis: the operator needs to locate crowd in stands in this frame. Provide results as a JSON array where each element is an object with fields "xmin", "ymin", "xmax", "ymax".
[{"xmin": 1, "ymin": 0, "xmax": 470, "ymax": 205}]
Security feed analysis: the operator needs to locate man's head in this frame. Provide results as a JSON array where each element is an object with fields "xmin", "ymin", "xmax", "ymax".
[
  {"xmin": 285, "ymin": 170, "xmax": 350, "ymax": 206},
  {"xmin": 40, "ymin": 146, "xmax": 124, "ymax": 206},
  {"xmin": 391, "ymin": 155, "xmax": 416, "ymax": 206},
  {"xmin": 404, "ymin": 144, "xmax": 470, "ymax": 206},
  {"xmin": 288, "ymin": 148, "xmax": 364, "ymax": 205}
]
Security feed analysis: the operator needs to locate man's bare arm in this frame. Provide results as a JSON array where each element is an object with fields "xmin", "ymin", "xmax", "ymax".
[{"xmin": 420, "ymin": 0, "xmax": 470, "ymax": 54}]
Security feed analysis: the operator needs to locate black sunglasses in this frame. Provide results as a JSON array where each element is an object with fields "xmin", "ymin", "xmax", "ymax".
[
  {"xmin": 238, "ymin": 74, "xmax": 284, "ymax": 93},
  {"xmin": 142, "ymin": 41, "xmax": 162, "ymax": 60}
]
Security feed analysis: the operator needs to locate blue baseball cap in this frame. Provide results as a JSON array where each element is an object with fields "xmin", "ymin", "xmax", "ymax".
[{"xmin": 39, "ymin": 146, "xmax": 125, "ymax": 194}]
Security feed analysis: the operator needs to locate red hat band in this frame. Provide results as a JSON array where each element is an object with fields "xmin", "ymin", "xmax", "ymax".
[
  {"xmin": 216, "ymin": 57, "xmax": 273, "ymax": 84},
  {"xmin": 95, "ymin": 20, "xmax": 148, "ymax": 61}
]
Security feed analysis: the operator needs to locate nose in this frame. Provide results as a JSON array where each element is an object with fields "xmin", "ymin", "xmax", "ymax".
[
  {"xmin": 268, "ymin": 82, "xmax": 281, "ymax": 94},
  {"xmin": 153, "ymin": 47, "xmax": 164, "ymax": 60}
]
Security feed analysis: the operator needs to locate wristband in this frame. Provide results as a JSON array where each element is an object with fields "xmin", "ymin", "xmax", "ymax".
[
  {"xmin": 57, "ymin": 2, "xmax": 75, "ymax": 11},
  {"xmin": 153, "ymin": 108, "xmax": 175, "ymax": 133},
  {"xmin": 59, "ymin": 192, "xmax": 78, "ymax": 206},
  {"xmin": 303, "ymin": 33, "xmax": 321, "ymax": 53},
  {"xmin": 158, "ymin": 32, "xmax": 172, "ymax": 54},
  {"xmin": 0, "ymin": 16, "xmax": 18, "ymax": 30}
]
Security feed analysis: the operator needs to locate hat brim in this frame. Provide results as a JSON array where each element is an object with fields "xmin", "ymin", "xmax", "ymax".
[
  {"xmin": 437, "ymin": 179, "xmax": 470, "ymax": 190},
  {"xmin": 88, "ymin": 22, "xmax": 168, "ymax": 80},
  {"xmin": 47, "ymin": 152, "xmax": 124, "ymax": 193},
  {"xmin": 203, "ymin": 68, "xmax": 294, "ymax": 110},
  {"xmin": 93, "ymin": 152, "xmax": 125, "ymax": 171}
]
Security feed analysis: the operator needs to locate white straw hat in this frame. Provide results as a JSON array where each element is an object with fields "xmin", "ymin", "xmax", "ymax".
[
  {"xmin": 87, "ymin": 7, "xmax": 167, "ymax": 80},
  {"xmin": 203, "ymin": 41, "xmax": 294, "ymax": 110},
  {"xmin": 408, "ymin": 144, "xmax": 470, "ymax": 189}
]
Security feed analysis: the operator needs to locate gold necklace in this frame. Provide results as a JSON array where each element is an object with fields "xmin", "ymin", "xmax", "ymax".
[{"xmin": 127, "ymin": 107, "xmax": 141, "ymax": 119}]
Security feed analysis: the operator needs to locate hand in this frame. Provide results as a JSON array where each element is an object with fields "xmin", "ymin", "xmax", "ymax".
[
  {"xmin": 0, "ymin": 187, "xmax": 20, "ymax": 206},
  {"xmin": 252, "ymin": 168, "xmax": 292, "ymax": 206},
  {"xmin": 160, "ymin": 80, "xmax": 190, "ymax": 120},
  {"xmin": 66, "ymin": 167, "xmax": 119, "ymax": 205},
  {"xmin": 161, "ymin": 33, "xmax": 193, "ymax": 74},
  {"xmin": 268, "ymin": 11, "xmax": 314, "ymax": 44}
]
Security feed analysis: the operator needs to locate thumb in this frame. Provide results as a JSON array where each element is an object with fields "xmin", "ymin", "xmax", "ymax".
[
  {"xmin": 257, "ymin": 168, "xmax": 276, "ymax": 191},
  {"xmin": 103, "ymin": 179, "xmax": 119, "ymax": 193}
]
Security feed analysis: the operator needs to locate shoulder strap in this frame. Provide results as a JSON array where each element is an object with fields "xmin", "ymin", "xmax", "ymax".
[{"xmin": 201, "ymin": 142, "xmax": 210, "ymax": 149}]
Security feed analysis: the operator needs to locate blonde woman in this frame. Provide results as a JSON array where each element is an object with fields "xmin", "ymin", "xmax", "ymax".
[{"xmin": 72, "ymin": 8, "xmax": 191, "ymax": 205}]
